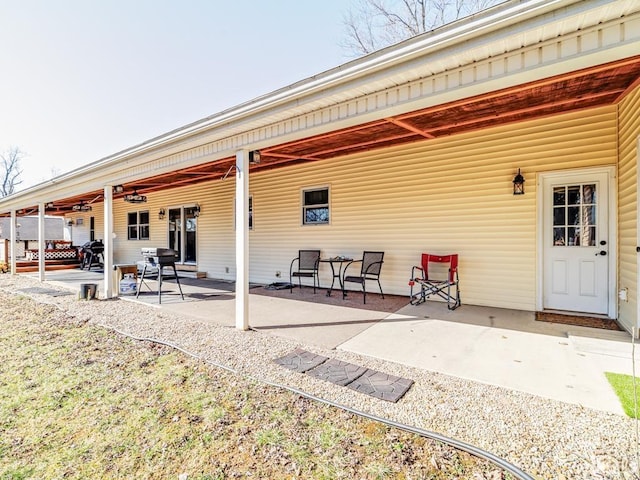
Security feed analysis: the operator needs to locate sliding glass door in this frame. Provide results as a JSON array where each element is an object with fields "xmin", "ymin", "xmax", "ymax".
[{"xmin": 168, "ymin": 206, "xmax": 197, "ymax": 264}]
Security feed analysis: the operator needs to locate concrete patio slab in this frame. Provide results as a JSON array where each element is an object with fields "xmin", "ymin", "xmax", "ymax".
[
  {"xmin": 338, "ymin": 301, "xmax": 634, "ymax": 414},
  {"xmin": 25, "ymin": 269, "xmax": 636, "ymax": 415},
  {"xmin": 133, "ymin": 284, "xmax": 395, "ymax": 349}
]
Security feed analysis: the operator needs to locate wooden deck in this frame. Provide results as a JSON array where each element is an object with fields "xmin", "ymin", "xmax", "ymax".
[{"xmin": 15, "ymin": 258, "xmax": 82, "ymax": 273}]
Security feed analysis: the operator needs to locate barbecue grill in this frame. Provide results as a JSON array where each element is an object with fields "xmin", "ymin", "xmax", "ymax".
[
  {"xmin": 81, "ymin": 240, "xmax": 104, "ymax": 270},
  {"xmin": 136, "ymin": 247, "xmax": 184, "ymax": 303}
]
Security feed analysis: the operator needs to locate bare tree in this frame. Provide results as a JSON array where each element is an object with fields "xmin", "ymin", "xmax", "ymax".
[
  {"xmin": 342, "ymin": 0, "xmax": 501, "ymax": 56},
  {"xmin": 0, "ymin": 147, "xmax": 24, "ymax": 197}
]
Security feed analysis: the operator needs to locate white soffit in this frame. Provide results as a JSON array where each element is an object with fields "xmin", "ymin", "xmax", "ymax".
[
  {"xmin": 2, "ymin": 0, "xmax": 640, "ymax": 206},
  {"xmin": 111, "ymin": 0, "xmax": 639, "ymax": 156}
]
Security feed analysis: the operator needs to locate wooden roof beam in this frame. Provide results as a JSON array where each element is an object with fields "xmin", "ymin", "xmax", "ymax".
[
  {"xmin": 398, "ymin": 56, "xmax": 640, "ymax": 121},
  {"xmin": 309, "ymin": 132, "xmax": 418, "ymax": 158},
  {"xmin": 262, "ymin": 120, "xmax": 390, "ymax": 152},
  {"xmin": 264, "ymin": 152, "xmax": 323, "ymax": 161},
  {"xmin": 425, "ymin": 89, "xmax": 622, "ymax": 135},
  {"xmin": 385, "ymin": 118, "xmax": 435, "ymax": 138},
  {"xmin": 615, "ymin": 74, "xmax": 640, "ymax": 103}
]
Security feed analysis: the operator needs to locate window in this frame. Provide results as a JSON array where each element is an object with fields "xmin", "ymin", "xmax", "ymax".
[
  {"xmin": 302, "ymin": 187, "xmax": 329, "ymax": 225},
  {"xmin": 127, "ymin": 211, "xmax": 150, "ymax": 240},
  {"xmin": 552, "ymin": 184, "xmax": 596, "ymax": 247},
  {"xmin": 234, "ymin": 195, "xmax": 253, "ymax": 230}
]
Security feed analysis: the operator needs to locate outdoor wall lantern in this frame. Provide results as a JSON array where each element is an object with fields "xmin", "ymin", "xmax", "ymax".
[
  {"xmin": 113, "ymin": 185, "xmax": 124, "ymax": 194},
  {"xmin": 193, "ymin": 204, "xmax": 201, "ymax": 217},
  {"xmin": 249, "ymin": 150, "xmax": 261, "ymax": 164},
  {"xmin": 158, "ymin": 208, "xmax": 166, "ymax": 220},
  {"xmin": 124, "ymin": 189, "xmax": 147, "ymax": 204},
  {"xmin": 513, "ymin": 168, "xmax": 525, "ymax": 195},
  {"xmin": 67, "ymin": 219, "xmax": 74, "ymax": 226}
]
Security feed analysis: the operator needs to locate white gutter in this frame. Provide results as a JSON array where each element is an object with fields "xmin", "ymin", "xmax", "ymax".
[{"xmin": 0, "ymin": 0, "xmax": 617, "ymax": 207}]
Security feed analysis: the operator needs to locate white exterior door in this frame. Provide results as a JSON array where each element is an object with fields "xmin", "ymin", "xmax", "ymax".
[{"xmin": 542, "ymin": 169, "xmax": 614, "ymax": 315}]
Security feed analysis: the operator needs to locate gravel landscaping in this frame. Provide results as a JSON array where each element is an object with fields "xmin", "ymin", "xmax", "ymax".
[{"xmin": 1, "ymin": 274, "xmax": 638, "ymax": 479}]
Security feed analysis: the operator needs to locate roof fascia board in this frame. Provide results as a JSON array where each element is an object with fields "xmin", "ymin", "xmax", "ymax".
[
  {"xmin": 11, "ymin": 1, "xmax": 583, "ymax": 188},
  {"xmin": 87, "ymin": 0, "xmax": 581, "ymax": 154},
  {"xmin": 0, "ymin": 0, "xmax": 629, "ymax": 208}
]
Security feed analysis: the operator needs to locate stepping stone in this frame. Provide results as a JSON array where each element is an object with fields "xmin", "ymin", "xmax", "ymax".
[
  {"xmin": 273, "ymin": 348, "xmax": 328, "ymax": 373},
  {"xmin": 306, "ymin": 358, "xmax": 367, "ymax": 386},
  {"xmin": 347, "ymin": 369, "xmax": 414, "ymax": 402}
]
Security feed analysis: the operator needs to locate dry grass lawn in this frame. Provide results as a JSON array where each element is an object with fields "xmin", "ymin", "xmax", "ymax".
[{"xmin": 0, "ymin": 290, "xmax": 508, "ymax": 479}]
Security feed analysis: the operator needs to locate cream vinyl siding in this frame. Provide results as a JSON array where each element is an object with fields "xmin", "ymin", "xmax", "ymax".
[
  {"xmin": 108, "ymin": 105, "xmax": 616, "ymax": 311},
  {"xmin": 111, "ymin": 182, "xmax": 236, "ymax": 279},
  {"xmin": 66, "ymin": 206, "xmax": 104, "ymax": 247},
  {"xmin": 617, "ymin": 84, "xmax": 640, "ymax": 332},
  {"xmin": 248, "ymin": 107, "xmax": 616, "ymax": 311},
  {"xmin": 113, "ymin": 202, "xmax": 162, "ymax": 263}
]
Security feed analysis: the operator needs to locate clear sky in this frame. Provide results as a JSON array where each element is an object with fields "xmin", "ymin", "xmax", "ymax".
[{"xmin": 0, "ymin": 0, "xmax": 352, "ymax": 190}]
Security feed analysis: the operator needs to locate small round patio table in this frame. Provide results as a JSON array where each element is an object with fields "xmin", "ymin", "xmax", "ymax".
[{"xmin": 320, "ymin": 257, "xmax": 353, "ymax": 297}]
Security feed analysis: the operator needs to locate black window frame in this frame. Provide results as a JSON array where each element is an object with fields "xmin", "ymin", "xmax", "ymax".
[
  {"xmin": 127, "ymin": 210, "xmax": 150, "ymax": 240},
  {"xmin": 302, "ymin": 187, "xmax": 330, "ymax": 225},
  {"xmin": 233, "ymin": 195, "xmax": 253, "ymax": 230}
]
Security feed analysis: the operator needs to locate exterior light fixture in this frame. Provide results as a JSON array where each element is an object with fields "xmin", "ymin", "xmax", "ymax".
[
  {"xmin": 67, "ymin": 219, "xmax": 74, "ymax": 226},
  {"xmin": 124, "ymin": 190, "xmax": 147, "ymax": 203},
  {"xmin": 72, "ymin": 202, "xmax": 92, "ymax": 212},
  {"xmin": 45, "ymin": 202, "xmax": 55, "ymax": 209},
  {"xmin": 249, "ymin": 150, "xmax": 261, "ymax": 164},
  {"xmin": 113, "ymin": 185, "xmax": 124, "ymax": 194},
  {"xmin": 513, "ymin": 168, "xmax": 525, "ymax": 195},
  {"xmin": 158, "ymin": 208, "xmax": 166, "ymax": 220},
  {"xmin": 193, "ymin": 204, "xmax": 201, "ymax": 217}
]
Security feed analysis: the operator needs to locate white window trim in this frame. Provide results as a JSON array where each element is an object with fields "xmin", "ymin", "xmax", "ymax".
[
  {"xmin": 536, "ymin": 166, "xmax": 617, "ymax": 318},
  {"xmin": 127, "ymin": 210, "xmax": 150, "ymax": 240},
  {"xmin": 301, "ymin": 185, "xmax": 331, "ymax": 226}
]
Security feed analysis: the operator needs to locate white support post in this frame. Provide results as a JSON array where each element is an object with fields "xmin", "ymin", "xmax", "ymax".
[
  {"xmin": 37, "ymin": 203, "xmax": 45, "ymax": 281},
  {"xmin": 235, "ymin": 149, "xmax": 250, "ymax": 330},
  {"xmin": 9, "ymin": 210, "xmax": 16, "ymax": 275},
  {"xmin": 103, "ymin": 186, "xmax": 114, "ymax": 299}
]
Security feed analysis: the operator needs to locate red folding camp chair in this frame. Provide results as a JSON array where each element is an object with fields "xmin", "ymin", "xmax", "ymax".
[{"xmin": 408, "ymin": 253, "xmax": 461, "ymax": 310}]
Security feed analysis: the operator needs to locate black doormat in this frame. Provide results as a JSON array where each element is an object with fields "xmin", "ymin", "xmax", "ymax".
[{"xmin": 535, "ymin": 311, "xmax": 623, "ymax": 331}]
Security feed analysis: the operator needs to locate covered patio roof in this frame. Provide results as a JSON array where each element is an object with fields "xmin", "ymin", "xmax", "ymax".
[{"xmin": 13, "ymin": 54, "xmax": 640, "ymax": 216}]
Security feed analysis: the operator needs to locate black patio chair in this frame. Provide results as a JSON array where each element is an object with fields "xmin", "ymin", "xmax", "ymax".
[
  {"xmin": 289, "ymin": 250, "xmax": 321, "ymax": 293},
  {"xmin": 342, "ymin": 251, "xmax": 385, "ymax": 304}
]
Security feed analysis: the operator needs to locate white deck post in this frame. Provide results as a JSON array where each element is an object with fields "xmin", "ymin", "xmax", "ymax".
[
  {"xmin": 235, "ymin": 149, "xmax": 250, "ymax": 330},
  {"xmin": 9, "ymin": 210, "xmax": 16, "ymax": 275},
  {"xmin": 37, "ymin": 203, "xmax": 45, "ymax": 281},
  {"xmin": 103, "ymin": 186, "xmax": 114, "ymax": 299}
]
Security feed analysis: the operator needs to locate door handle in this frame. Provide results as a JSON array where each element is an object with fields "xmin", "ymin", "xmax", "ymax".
[{"xmin": 595, "ymin": 250, "xmax": 607, "ymax": 256}]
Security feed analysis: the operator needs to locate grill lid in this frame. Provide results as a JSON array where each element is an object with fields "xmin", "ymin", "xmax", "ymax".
[{"xmin": 141, "ymin": 247, "xmax": 177, "ymax": 258}]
